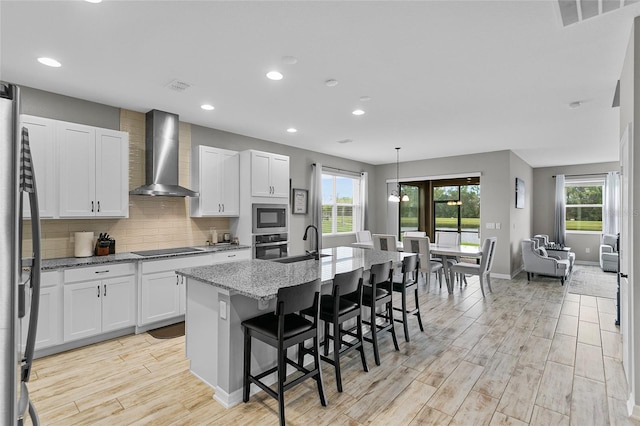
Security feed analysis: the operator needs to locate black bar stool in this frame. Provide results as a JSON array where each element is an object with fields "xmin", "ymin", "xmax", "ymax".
[
  {"xmin": 389, "ymin": 254, "xmax": 423, "ymax": 342},
  {"xmin": 242, "ymin": 279, "xmax": 326, "ymax": 426},
  {"xmin": 302, "ymin": 267, "xmax": 368, "ymax": 392},
  {"xmin": 349, "ymin": 260, "xmax": 399, "ymax": 366}
]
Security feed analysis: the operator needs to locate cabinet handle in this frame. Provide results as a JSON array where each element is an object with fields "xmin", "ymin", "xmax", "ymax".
[
  {"xmin": 620, "ymin": 272, "xmax": 629, "ymax": 278},
  {"xmin": 222, "ymin": 204, "xmax": 225, "ymax": 212},
  {"xmin": 94, "ymin": 270, "xmax": 110, "ymax": 274},
  {"xmin": 97, "ymin": 285, "xmax": 100, "ymax": 297},
  {"xmin": 218, "ymin": 204, "xmax": 221, "ymax": 212},
  {"xmin": 227, "ymin": 254, "xmax": 236, "ymax": 258},
  {"xmin": 176, "ymin": 275, "xmax": 179, "ymax": 285},
  {"xmin": 91, "ymin": 201, "xmax": 94, "ymax": 212},
  {"xmin": 104, "ymin": 284, "xmax": 107, "ymax": 297},
  {"xmin": 97, "ymin": 201, "xmax": 100, "ymax": 212}
]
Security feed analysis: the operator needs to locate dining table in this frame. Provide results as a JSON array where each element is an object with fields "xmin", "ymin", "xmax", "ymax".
[{"xmin": 351, "ymin": 240, "xmax": 483, "ymax": 294}]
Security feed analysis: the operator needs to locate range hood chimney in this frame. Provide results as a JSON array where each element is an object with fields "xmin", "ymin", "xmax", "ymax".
[{"xmin": 130, "ymin": 109, "xmax": 198, "ymax": 197}]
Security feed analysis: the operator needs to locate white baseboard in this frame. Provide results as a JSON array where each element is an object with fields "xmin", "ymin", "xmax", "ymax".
[
  {"xmin": 491, "ymin": 272, "xmax": 512, "ymax": 280},
  {"xmin": 628, "ymin": 393, "xmax": 640, "ymax": 420}
]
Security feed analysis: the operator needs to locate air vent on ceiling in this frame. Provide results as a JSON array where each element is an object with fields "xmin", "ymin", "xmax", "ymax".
[
  {"xmin": 557, "ymin": 0, "xmax": 639, "ymax": 27},
  {"xmin": 165, "ymin": 79, "xmax": 192, "ymax": 92}
]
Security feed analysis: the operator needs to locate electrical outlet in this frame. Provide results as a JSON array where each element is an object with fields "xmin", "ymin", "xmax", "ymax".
[
  {"xmin": 495, "ymin": 223, "xmax": 501, "ymax": 230},
  {"xmin": 586, "ymin": 247, "xmax": 591, "ymax": 254},
  {"xmin": 219, "ymin": 300, "xmax": 227, "ymax": 320}
]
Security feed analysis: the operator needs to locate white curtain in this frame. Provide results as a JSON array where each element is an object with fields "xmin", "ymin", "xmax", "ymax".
[
  {"xmin": 360, "ymin": 172, "xmax": 368, "ymax": 231},
  {"xmin": 603, "ymin": 171, "xmax": 621, "ymax": 235},
  {"xmin": 311, "ymin": 163, "xmax": 323, "ymax": 253},
  {"xmin": 554, "ymin": 174, "xmax": 566, "ymax": 245}
]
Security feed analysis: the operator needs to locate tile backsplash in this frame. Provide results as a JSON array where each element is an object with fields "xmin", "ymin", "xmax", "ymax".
[{"xmin": 23, "ymin": 109, "xmax": 230, "ymax": 259}]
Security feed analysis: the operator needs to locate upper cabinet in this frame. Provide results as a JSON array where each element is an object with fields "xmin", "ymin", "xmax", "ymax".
[
  {"xmin": 58, "ymin": 122, "xmax": 129, "ymax": 218},
  {"xmin": 20, "ymin": 115, "xmax": 57, "ymax": 218},
  {"xmin": 190, "ymin": 145, "xmax": 240, "ymax": 217},
  {"xmin": 250, "ymin": 151, "xmax": 289, "ymax": 198}
]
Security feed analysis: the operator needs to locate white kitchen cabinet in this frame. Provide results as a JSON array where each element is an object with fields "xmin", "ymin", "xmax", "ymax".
[
  {"xmin": 21, "ymin": 271, "xmax": 61, "ymax": 351},
  {"xmin": 63, "ymin": 263, "xmax": 135, "ymax": 342},
  {"xmin": 139, "ymin": 249, "xmax": 251, "ymax": 326},
  {"xmin": 58, "ymin": 122, "xmax": 128, "ymax": 218},
  {"xmin": 20, "ymin": 115, "xmax": 57, "ymax": 219},
  {"xmin": 250, "ymin": 151, "xmax": 289, "ymax": 198},
  {"xmin": 190, "ymin": 146, "xmax": 239, "ymax": 217}
]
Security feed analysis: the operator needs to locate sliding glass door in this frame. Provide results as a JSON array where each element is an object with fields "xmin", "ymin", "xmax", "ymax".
[
  {"xmin": 399, "ymin": 184, "xmax": 420, "ymax": 238},
  {"xmin": 433, "ymin": 183, "xmax": 480, "ymax": 246}
]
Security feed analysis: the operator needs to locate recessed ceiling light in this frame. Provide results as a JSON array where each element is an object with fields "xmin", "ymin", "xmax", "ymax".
[
  {"xmin": 37, "ymin": 57, "xmax": 61, "ymax": 67},
  {"xmin": 266, "ymin": 71, "xmax": 283, "ymax": 81},
  {"xmin": 569, "ymin": 101, "xmax": 582, "ymax": 109},
  {"xmin": 352, "ymin": 109, "xmax": 365, "ymax": 116},
  {"xmin": 282, "ymin": 56, "xmax": 298, "ymax": 65},
  {"xmin": 85, "ymin": 0, "xmax": 102, "ymax": 3},
  {"xmin": 201, "ymin": 104, "xmax": 215, "ymax": 111},
  {"xmin": 337, "ymin": 139, "xmax": 353, "ymax": 144},
  {"xmin": 360, "ymin": 96, "xmax": 372, "ymax": 102},
  {"xmin": 325, "ymin": 79, "xmax": 339, "ymax": 87},
  {"xmin": 287, "ymin": 128, "xmax": 297, "ymax": 133}
]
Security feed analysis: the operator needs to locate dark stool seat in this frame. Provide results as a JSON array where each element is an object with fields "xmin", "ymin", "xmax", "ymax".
[
  {"xmin": 388, "ymin": 254, "xmax": 423, "ymax": 342},
  {"xmin": 355, "ymin": 261, "xmax": 399, "ymax": 366},
  {"xmin": 301, "ymin": 267, "xmax": 368, "ymax": 392},
  {"xmin": 242, "ymin": 279, "xmax": 326, "ymax": 426}
]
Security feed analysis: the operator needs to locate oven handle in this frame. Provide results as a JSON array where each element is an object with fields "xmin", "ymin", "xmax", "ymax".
[{"xmin": 254, "ymin": 241, "xmax": 288, "ymax": 247}]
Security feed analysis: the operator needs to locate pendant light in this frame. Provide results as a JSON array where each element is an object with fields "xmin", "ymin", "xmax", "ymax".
[{"xmin": 388, "ymin": 147, "xmax": 409, "ymax": 202}]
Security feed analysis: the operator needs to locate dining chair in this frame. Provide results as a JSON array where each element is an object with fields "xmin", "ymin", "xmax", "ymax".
[
  {"xmin": 403, "ymin": 236, "xmax": 443, "ymax": 289},
  {"xmin": 356, "ymin": 230, "xmax": 372, "ymax": 243},
  {"xmin": 241, "ymin": 279, "xmax": 326, "ymax": 426},
  {"xmin": 435, "ymin": 231, "xmax": 467, "ymax": 285},
  {"xmin": 372, "ymin": 234, "xmax": 398, "ymax": 252},
  {"xmin": 450, "ymin": 237, "xmax": 497, "ymax": 297}
]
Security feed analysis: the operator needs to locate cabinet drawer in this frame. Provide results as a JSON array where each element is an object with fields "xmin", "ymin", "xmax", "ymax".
[
  {"xmin": 64, "ymin": 262, "xmax": 135, "ymax": 283},
  {"xmin": 211, "ymin": 249, "xmax": 250, "ymax": 264},
  {"xmin": 141, "ymin": 254, "xmax": 212, "ymax": 275}
]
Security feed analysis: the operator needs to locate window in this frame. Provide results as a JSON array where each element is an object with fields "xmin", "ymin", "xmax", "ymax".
[
  {"xmin": 399, "ymin": 184, "xmax": 420, "ymax": 236},
  {"xmin": 565, "ymin": 179, "xmax": 603, "ymax": 232},
  {"xmin": 433, "ymin": 183, "xmax": 480, "ymax": 246},
  {"xmin": 321, "ymin": 172, "xmax": 362, "ymax": 235}
]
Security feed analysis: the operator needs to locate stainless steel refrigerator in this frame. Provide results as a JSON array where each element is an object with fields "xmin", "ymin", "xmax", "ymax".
[{"xmin": 1, "ymin": 82, "xmax": 41, "ymax": 425}]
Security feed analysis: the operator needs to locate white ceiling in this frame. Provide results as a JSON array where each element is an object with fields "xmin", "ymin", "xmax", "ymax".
[{"xmin": 1, "ymin": 0, "xmax": 637, "ymax": 167}]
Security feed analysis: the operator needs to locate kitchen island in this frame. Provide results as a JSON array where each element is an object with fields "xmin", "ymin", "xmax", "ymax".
[{"xmin": 176, "ymin": 246, "xmax": 412, "ymax": 408}]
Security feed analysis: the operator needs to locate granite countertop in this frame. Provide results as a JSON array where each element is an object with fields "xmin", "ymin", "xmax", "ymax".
[
  {"xmin": 176, "ymin": 246, "xmax": 414, "ymax": 301},
  {"xmin": 38, "ymin": 244, "xmax": 251, "ymax": 271}
]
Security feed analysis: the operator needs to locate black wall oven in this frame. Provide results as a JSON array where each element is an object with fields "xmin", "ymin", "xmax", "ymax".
[
  {"xmin": 252, "ymin": 203, "xmax": 287, "ymax": 234},
  {"xmin": 254, "ymin": 233, "xmax": 289, "ymax": 260}
]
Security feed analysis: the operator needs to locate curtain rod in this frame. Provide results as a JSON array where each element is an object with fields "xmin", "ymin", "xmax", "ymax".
[
  {"xmin": 313, "ymin": 163, "xmax": 363, "ymax": 175},
  {"xmin": 552, "ymin": 172, "xmax": 609, "ymax": 178}
]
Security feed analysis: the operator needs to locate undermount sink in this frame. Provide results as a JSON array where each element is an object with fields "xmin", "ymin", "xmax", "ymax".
[
  {"xmin": 132, "ymin": 247, "xmax": 206, "ymax": 257},
  {"xmin": 271, "ymin": 253, "xmax": 330, "ymax": 264}
]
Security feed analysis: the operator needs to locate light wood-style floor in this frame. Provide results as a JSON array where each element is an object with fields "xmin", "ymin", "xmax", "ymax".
[{"xmin": 26, "ymin": 266, "xmax": 640, "ymax": 425}]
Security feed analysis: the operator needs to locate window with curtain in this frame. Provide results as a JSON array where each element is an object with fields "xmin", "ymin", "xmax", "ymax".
[
  {"xmin": 565, "ymin": 178, "xmax": 604, "ymax": 232},
  {"xmin": 321, "ymin": 171, "xmax": 362, "ymax": 235}
]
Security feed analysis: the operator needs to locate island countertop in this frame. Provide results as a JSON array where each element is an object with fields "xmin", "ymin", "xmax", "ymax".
[{"xmin": 176, "ymin": 246, "xmax": 414, "ymax": 301}]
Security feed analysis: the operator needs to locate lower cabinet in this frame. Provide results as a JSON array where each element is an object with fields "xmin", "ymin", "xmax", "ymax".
[
  {"xmin": 21, "ymin": 270, "xmax": 61, "ymax": 351},
  {"xmin": 63, "ymin": 263, "xmax": 136, "ymax": 342}
]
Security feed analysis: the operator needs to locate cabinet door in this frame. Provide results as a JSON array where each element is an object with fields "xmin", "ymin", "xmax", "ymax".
[
  {"xmin": 199, "ymin": 147, "xmax": 222, "ymax": 215},
  {"xmin": 58, "ymin": 123, "xmax": 96, "ymax": 217},
  {"xmin": 21, "ymin": 116, "xmax": 57, "ymax": 218},
  {"xmin": 95, "ymin": 129, "xmax": 129, "ymax": 218},
  {"xmin": 251, "ymin": 151, "xmax": 272, "ymax": 197},
  {"xmin": 140, "ymin": 271, "xmax": 180, "ymax": 325},
  {"xmin": 21, "ymin": 284, "xmax": 61, "ymax": 351},
  {"xmin": 63, "ymin": 281, "xmax": 102, "ymax": 342},
  {"xmin": 269, "ymin": 155, "xmax": 290, "ymax": 198},
  {"xmin": 101, "ymin": 275, "xmax": 136, "ymax": 333},
  {"xmin": 220, "ymin": 151, "xmax": 239, "ymax": 215}
]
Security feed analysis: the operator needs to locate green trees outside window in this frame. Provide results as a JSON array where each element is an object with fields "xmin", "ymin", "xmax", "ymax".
[{"xmin": 565, "ymin": 183, "xmax": 603, "ymax": 232}]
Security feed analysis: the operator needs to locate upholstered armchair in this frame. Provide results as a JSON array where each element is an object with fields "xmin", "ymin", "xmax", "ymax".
[
  {"xmin": 521, "ymin": 239, "xmax": 570, "ymax": 285},
  {"xmin": 600, "ymin": 234, "xmax": 619, "ymax": 273}
]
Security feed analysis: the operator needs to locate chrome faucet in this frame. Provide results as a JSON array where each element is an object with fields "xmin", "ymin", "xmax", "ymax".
[{"xmin": 303, "ymin": 225, "xmax": 319, "ymax": 260}]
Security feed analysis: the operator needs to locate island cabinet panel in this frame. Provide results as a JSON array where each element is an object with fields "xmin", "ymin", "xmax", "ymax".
[{"xmin": 63, "ymin": 263, "xmax": 136, "ymax": 342}]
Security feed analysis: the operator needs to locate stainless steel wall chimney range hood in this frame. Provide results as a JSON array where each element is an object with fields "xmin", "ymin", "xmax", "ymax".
[{"xmin": 130, "ymin": 109, "xmax": 198, "ymax": 197}]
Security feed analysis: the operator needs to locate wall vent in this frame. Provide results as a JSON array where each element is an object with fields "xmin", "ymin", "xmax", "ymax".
[{"xmin": 557, "ymin": 0, "xmax": 639, "ymax": 27}]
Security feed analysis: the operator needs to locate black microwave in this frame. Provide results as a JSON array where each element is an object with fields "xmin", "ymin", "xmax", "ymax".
[{"xmin": 252, "ymin": 204, "xmax": 288, "ymax": 234}]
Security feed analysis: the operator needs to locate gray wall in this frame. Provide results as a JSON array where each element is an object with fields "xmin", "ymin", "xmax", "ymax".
[
  {"xmin": 509, "ymin": 151, "xmax": 534, "ymax": 274},
  {"xmin": 371, "ymin": 150, "xmax": 527, "ymax": 277},
  {"xmin": 20, "ymin": 86, "xmax": 120, "ymax": 130},
  {"xmin": 532, "ymin": 162, "xmax": 619, "ymax": 263},
  {"xmin": 191, "ymin": 125, "xmax": 377, "ymax": 255}
]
